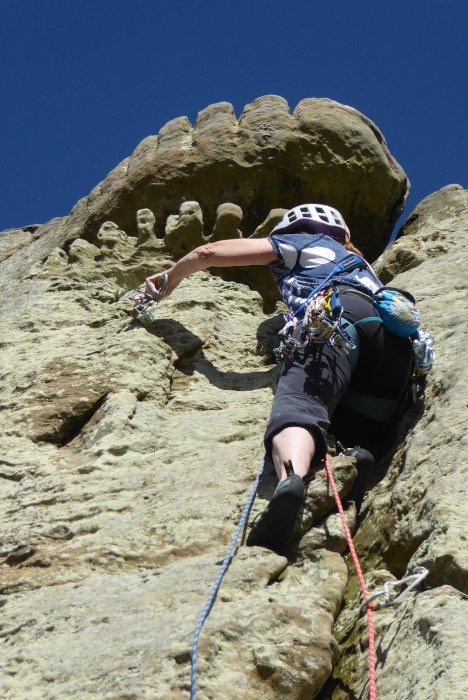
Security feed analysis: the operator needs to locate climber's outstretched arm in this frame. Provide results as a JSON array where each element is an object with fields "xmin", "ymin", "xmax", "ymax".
[{"xmin": 144, "ymin": 238, "xmax": 277, "ymax": 300}]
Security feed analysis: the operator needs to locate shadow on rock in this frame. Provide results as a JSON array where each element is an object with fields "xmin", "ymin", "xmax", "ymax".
[{"xmin": 125, "ymin": 317, "xmax": 280, "ymax": 392}]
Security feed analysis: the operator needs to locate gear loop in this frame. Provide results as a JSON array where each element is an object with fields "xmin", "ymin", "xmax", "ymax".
[{"xmin": 274, "ymin": 286, "xmax": 356, "ymax": 362}]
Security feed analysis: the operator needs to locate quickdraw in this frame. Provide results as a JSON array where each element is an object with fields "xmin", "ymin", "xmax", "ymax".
[
  {"xmin": 409, "ymin": 331, "xmax": 435, "ymax": 402},
  {"xmin": 131, "ymin": 296, "xmax": 159, "ymax": 326},
  {"xmin": 273, "ymin": 316, "xmax": 301, "ymax": 361},
  {"xmin": 129, "ymin": 274, "xmax": 168, "ymax": 326},
  {"xmin": 305, "ymin": 287, "xmax": 356, "ymax": 357},
  {"xmin": 360, "ymin": 566, "xmax": 430, "ymax": 613},
  {"xmin": 412, "ymin": 330, "xmax": 435, "ymax": 375},
  {"xmin": 274, "ymin": 286, "xmax": 356, "ymax": 362}
]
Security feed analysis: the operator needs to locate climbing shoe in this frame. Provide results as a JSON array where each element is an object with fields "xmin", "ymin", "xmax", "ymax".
[
  {"xmin": 247, "ymin": 474, "xmax": 305, "ymax": 557},
  {"xmin": 345, "ymin": 447, "xmax": 375, "ymax": 511}
]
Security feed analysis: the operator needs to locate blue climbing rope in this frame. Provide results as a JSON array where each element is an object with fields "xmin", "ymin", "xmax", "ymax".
[{"xmin": 190, "ymin": 456, "xmax": 266, "ymax": 699}]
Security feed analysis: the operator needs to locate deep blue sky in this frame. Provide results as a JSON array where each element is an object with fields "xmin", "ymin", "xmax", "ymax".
[{"xmin": 1, "ymin": 1, "xmax": 466, "ymax": 239}]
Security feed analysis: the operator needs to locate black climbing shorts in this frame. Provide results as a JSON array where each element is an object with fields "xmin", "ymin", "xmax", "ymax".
[{"xmin": 264, "ymin": 290, "xmax": 413, "ymax": 462}]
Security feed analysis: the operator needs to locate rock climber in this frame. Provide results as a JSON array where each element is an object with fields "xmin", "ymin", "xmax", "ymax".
[{"xmin": 135, "ymin": 203, "xmax": 427, "ymax": 557}]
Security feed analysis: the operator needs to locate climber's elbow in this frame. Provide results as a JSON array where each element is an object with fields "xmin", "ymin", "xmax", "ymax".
[
  {"xmin": 192, "ymin": 242, "xmax": 225, "ymax": 269},
  {"xmin": 196, "ymin": 243, "xmax": 217, "ymax": 261}
]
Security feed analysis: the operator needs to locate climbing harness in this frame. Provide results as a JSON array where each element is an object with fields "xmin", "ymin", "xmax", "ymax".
[
  {"xmin": 274, "ymin": 252, "xmax": 370, "ymax": 362},
  {"xmin": 295, "ymin": 253, "xmax": 368, "ymax": 319},
  {"xmin": 274, "ymin": 286, "xmax": 357, "ymax": 362},
  {"xmin": 129, "ymin": 273, "xmax": 168, "ymax": 326},
  {"xmin": 273, "ymin": 276, "xmax": 435, "ymax": 425},
  {"xmin": 361, "ymin": 566, "xmax": 429, "ymax": 613},
  {"xmin": 304, "ymin": 287, "xmax": 357, "ymax": 357},
  {"xmin": 190, "ymin": 457, "xmax": 265, "ymax": 700}
]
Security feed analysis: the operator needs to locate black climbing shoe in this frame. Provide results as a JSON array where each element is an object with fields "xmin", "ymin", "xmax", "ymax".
[
  {"xmin": 345, "ymin": 447, "xmax": 375, "ymax": 511},
  {"xmin": 247, "ymin": 474, "xmax": 305, "ymax": 557}
]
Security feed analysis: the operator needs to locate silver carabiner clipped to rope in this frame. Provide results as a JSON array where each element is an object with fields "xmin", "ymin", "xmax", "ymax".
[{"xmin": 361, "ymin": 566, "xmax": 429, "ymax": 612}]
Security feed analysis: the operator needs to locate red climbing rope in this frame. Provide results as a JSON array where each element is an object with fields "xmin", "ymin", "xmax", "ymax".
[{"xmin": 324, "ymin": 454, "xmax": 377, "ymax": 700}]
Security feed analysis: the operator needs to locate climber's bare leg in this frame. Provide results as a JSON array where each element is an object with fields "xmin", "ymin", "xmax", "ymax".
[{"xmin": 271, "ymin": 426, "xmax": 315, "ymax": 485}]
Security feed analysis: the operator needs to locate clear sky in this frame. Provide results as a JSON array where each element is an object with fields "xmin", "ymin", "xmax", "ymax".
[{"xmin": 1, "ymin": 0, "xmax": 466, "ymax": 240}]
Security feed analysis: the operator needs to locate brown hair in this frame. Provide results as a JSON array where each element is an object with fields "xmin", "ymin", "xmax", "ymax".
[{"xmin": 343, "ymin": 239, "xmax": 365, "ymax": 257}]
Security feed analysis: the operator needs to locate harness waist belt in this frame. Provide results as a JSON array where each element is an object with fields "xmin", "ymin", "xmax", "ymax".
[
  {"xmin": 336, "ymin": 285, "xmax": 375, "ymax": 301},
  {"xmin": 341, "ymin": 390, "xmax": 400, "ymax": 424}
]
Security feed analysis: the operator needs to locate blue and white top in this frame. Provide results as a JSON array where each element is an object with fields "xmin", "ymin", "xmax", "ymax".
[{"xmin": 268, "ymin": 232, "xmax": 382, "ymax": 315}]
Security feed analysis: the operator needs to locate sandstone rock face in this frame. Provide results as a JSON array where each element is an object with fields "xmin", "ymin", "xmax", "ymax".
[
  {"xmin": 0, "ymin": 94, "xmax": 465, "ymax": 698},
  {"xmin": 210, "ymin": 202, "xmax": 243, "ymax": 242},
  {"xmin": 323, "ymin": 185, "xmax": 468, "ymax": 699},
  {"xmin": 0, "ymin": 95, "xmax": 409, "ymax": 314},
  {"xmin": 0, "ymin": 224, "xmax": 40, "ymax": 263},
  {"xmin": 136, "ymin": 207, "xmax": 158, "ymax": 247},
  {"xmin": 164, "ymin": 200, "xmax": 205, "ymax": 257},
  {"xmin": 374, "ymin": 184, "xmax": 466, "ymax": 283},
  {"xmin": 65, "ymin": 96, "xmax": 408, "ymax": 260},
  {"xmin": 0, "ymin": 218, "xmax": 354, "ymax": 699}
]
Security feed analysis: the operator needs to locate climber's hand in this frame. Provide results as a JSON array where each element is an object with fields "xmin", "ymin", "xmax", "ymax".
[
  {"xmin": 133, "ymin": 291, "xmax": 148, "ymax": 306},
  {"xmin": 143, "ymin": 272, "xmax": 169, "ymax": 302}
]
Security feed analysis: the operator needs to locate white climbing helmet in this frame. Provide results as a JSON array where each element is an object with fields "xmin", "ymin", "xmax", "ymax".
[{"xmin": 271, "ymin": 203, "xmax": 350, "ymax": 243}]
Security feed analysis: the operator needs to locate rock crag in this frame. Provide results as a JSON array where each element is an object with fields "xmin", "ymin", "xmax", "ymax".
[
  {"xmin": 323, "ymin": 184, "xmax": 468, "ymax": 700},
  {"xmin": 66, "ymin": 95, "xmax": 408, "ymax": 261},
  {"xmin": 0, "ymin": 95, "xmax": 466, "ymax": 699}
]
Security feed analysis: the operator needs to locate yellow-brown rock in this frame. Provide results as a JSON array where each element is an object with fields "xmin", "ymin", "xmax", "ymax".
[
  {"xmin": 65, "ymin": 95, "xmax": 408, "ymax": 261},
  {"xmin": 1, "ymin": 93, "xmax": 466, "ymax": 699}
]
